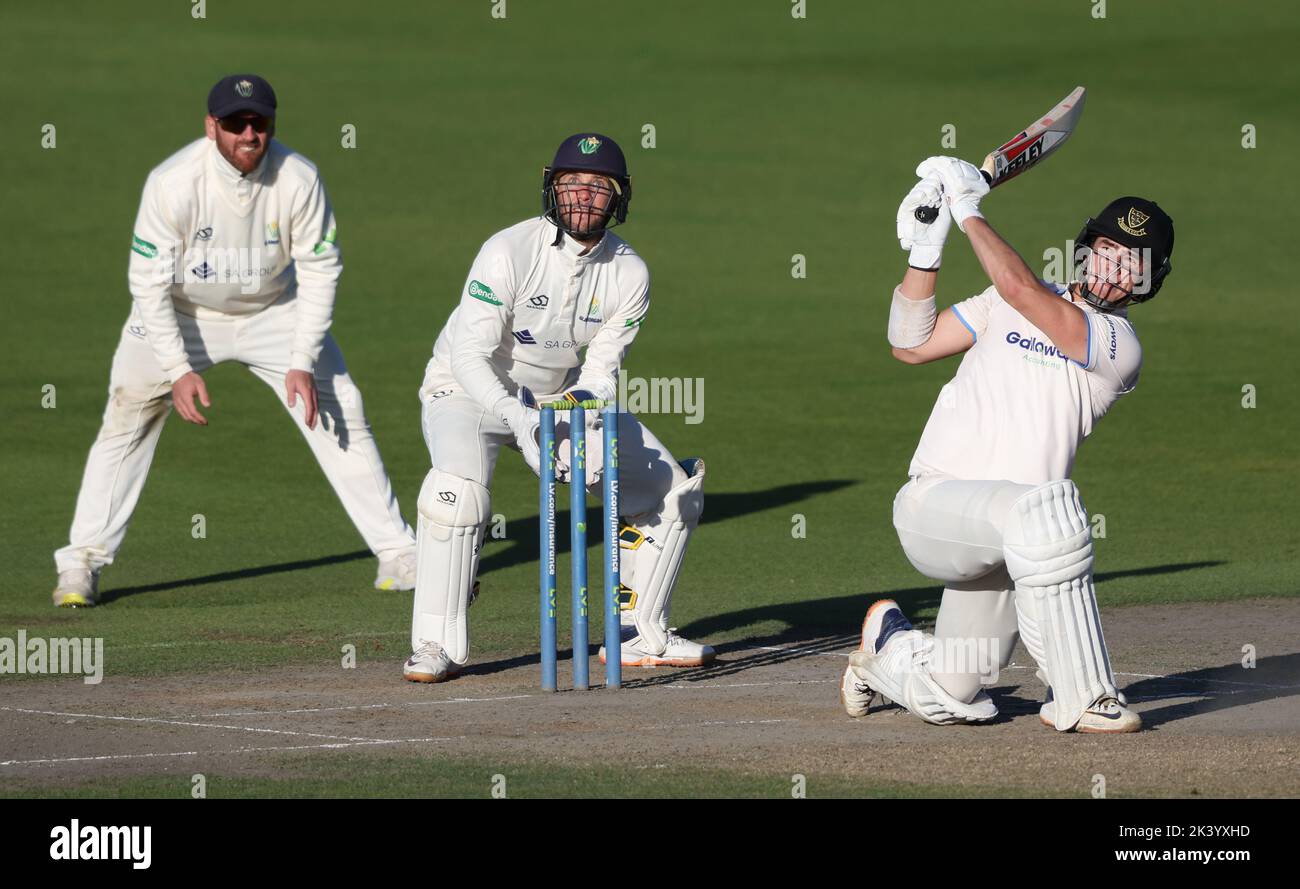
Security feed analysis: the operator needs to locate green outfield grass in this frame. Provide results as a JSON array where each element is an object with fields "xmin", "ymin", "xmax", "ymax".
[
  {"xmin": 1, "ymin": 1, "xmax": 1296, "ymax": 794},
  {"xmin": 0, "ymin": 752, "xmax": 1080, "ymax": 800}
]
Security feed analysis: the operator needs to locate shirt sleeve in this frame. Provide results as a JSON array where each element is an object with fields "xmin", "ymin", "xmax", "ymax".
[
  {"xmin": 571, "ymin": 262, "xmax": 649, "ymax": 401},
  {"xmin": 948, "ymin": 284, "xmax": 1000, "ymax": 343},
  {"xmin": 127, "ymin": 172, "xmax": 192, "ymax": 382},
  {"xmin": 288, "ymin": 172, "xmax": 341, "ymax": 372},
  {"xmin": 449, "ymin": 240, "xmax": 517, "ymax": 418},
  {"xmin": 1080, "ymin": 310, "xmax": 1142, "ymax": 400}
]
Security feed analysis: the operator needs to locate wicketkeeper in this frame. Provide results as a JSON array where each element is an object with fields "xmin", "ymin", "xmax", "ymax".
[
  {"xmin": 405, "ymin": 133, "xmax": 713, "ymax": 682},
  {"xmin": 51, "ymin": 74, "xmax": 417, "ymax": 606},
  {"xmin": 841, "ymin": 156, "xmax": 1174, "ymax": 732}
]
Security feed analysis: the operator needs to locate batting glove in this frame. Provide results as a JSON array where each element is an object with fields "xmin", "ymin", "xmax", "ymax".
[
  {"xmin": 916, "ymin": 156, "xmax": 989, "ymax": 231},
  {"xmin": 896, "ymin": 175, "xmax": 951, "ymax": 270}
]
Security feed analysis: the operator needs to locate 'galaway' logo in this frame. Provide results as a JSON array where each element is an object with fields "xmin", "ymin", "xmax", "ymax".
[
  {"xmin": 1005, "ymin": 331, "xmax": 1069, "ymax": 361},
  {"xmin": 50, "ymin": 820, "xmax": 151, "ymax": 869}
]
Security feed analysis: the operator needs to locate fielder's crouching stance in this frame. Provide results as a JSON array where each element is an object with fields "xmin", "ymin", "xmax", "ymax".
[
  {"xmin": 52, "ymin": 75, "xmax": 417, "ymax": 606},
  {"xmin": 842, "ymin": 156, "xmax": 1174, "ymax": 733},
  {"xmin": 405, "ymin": 133, "xmax": 714, "ymax": 682}
]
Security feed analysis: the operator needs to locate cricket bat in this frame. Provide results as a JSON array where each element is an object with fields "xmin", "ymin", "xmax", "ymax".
[{"xmin": 915, "ymin": 86, "xmax": 1087, "ymax": 223}]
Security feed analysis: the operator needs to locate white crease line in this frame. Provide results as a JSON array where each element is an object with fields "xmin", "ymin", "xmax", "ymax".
[
  {"xmin": 1, "ymin": 736, "xmax": 458, "ymax": 768},
  {"xmin": 0, "ymin": 705, "xmax": 392, "ymax": 744},
  {"xmin": 192, "ymin": 693, "xmax": 533, "ymax": 718}
]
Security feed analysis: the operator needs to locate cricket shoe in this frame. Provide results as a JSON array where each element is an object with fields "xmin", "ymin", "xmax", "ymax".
[
  {"xmin": 403, "ymin": 640, "xmax": 462, "ymax": 683},
  {"xmin": 598, "ymin": 625, "xmax": 716, "ymax": 668},
  {"xmin": 840, "ymin": 662, "xmax": 875, "ymax": 718},
  {"xmin": 375, "ymin": 550, "xmax": 417, "ymax": 591},
  {"xmin": 1039, "ymin": 690, "xmax": 1142, "ymax": 734},
  {"xmin": 843, "ymin": 598, "xmax": 914, "ymax": 714},
  {"xmin": 52, "ymin": 568, "xmax": 99, "ymax": 608}
]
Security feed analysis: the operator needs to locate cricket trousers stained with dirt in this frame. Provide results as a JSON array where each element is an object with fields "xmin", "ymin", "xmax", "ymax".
[{"xmin": 54, "ymin": 294, "xmax": 415, "ymax": 574}]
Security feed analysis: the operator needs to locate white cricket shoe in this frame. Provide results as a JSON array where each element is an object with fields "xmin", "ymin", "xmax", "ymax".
[
  {"xmin": 375, "ymin": 551, "xmax": 417, "ymax": 591},
  {"xmin": 599, "ymin": 627, "xmax": 716, "ymax": 668},
  {"xmin": 403, "ymin": 640, "xmax": 462, "ymax": 683},
  {"xmin": 841, "ymin": 598, "xmax": 911, "ymax": 715},
  {"xmin": 1039, "ymin": 691, "xmax": 1142, "ymax": 733},
  {"xmin": 52, "ymin": 568, "xmax": 99, "ymax": 608},
  {"xmin": 840, "ymin": 663, "xmax": 875, "ymax": 717}
]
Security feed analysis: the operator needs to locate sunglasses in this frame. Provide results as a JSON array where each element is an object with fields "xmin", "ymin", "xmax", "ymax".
[{"xmin": 217, "ymin": 115, "xmax": 271, "ymax": 134}]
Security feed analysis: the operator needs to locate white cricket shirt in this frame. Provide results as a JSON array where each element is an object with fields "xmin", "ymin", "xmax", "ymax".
[
  {"xmin": 909, "ymin": 283, "xmax": 1142, "ymax": 484},
  {"xmin": 126, "ymin": 137, "xmax": 341, "ymax": 380},
  {"xmin": 420, "ymin": 217, "xmax": 649, "ymax": 418}
]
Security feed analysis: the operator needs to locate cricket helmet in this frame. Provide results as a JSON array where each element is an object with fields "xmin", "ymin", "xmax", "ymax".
[
  {"xmin": 542, "ymin": 133, "xmax": 632, "ymax": 238},
  {"xmin": 1075, "ymin": 196, "xmax": 1174, "ymax": 311}
]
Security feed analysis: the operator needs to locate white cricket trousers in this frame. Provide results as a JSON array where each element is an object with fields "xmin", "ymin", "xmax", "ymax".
[
  {"xmin": 54, "ymin": 295, "xmax": 415, "ymax": 573},
  {"xmin": 891, "ymin": 474, "xmax": 1038, "ymax": 703}
]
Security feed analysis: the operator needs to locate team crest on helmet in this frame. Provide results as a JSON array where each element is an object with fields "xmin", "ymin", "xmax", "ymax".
[
  {"xmin": 578, "ymin": 136, "xmax": 602, "ymax": 155},
  {"xmin": 1118, "ymin": 208, "xmax": 1149, "ymax": 237},
  {"xmin": 236, "ymin": 79, "xmax": 254, "ymax": 97}
]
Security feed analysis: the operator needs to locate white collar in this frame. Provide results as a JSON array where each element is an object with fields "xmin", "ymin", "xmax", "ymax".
[{"xmin": 544, "ymin": 217, "xmax": 607, "ymax": 261}]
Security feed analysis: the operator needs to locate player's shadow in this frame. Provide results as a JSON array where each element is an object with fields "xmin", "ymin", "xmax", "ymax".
[
  {"xmin": 671, "ymin": 560, "xmax": 1227, "ymax": 648},
  {"xmin": 99, "ymin": 549, "xmax": 373, "ymax": 603},
  {"xmin": 1116, "ymin": 652, "xmax": 1300, "ymax": 729},
  {"xmin": 476, "ymin": 479, "xmax": 859, "ymax": 577},
  {"xmin": 97, "ymin": 480, "xmax": 856, "ymax": 602},
  {"xmin": 612, "ymin": 560, "xmax": 1228, "ymax": 693}
]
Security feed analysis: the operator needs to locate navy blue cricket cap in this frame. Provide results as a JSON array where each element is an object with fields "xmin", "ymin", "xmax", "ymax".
[
  {"xmin": 549, "ymin": 133, "xmax": 628, "ymax": 181},
  {"xmin": 207, "ymin": 74, "xmax": 277, "ymax": 119}
]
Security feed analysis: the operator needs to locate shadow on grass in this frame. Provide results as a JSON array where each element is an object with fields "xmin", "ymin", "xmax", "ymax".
[
  {"xmin": 96, "ymin": 480, "xmax": 859, "ymax": 603},
  {"xmin": 673, "ymin": 560, "xmax": 1227, "ymax": 644},
  {"xmin": 477, "ymin": 479, "xmax": 860, "ymax": 577},
  {"xmin": 100, "ymin": 549, "xmax": 373, "ymax": 604}
]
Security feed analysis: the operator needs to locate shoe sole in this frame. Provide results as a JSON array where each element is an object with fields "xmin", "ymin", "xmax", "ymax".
[
  {"xmin": 599, "ymin": 652, "xmax": 715, "ymax": 668},
  {"xmin": 403, "ymin": 666, "xmax": 462, "ymax": 683},
  {"xmin": 53, "ymin": 593, "xmax": 95, "ymax": 608},
  {"xmin": 840, "ymin": 666, "xmax": 872, "ymax": 718},
  {"xmin": 1038, "ymin": 712, "xmax": 1142, "ymax": 733}
]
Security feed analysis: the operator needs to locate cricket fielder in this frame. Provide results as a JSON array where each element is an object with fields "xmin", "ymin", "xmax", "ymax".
[
  {"xmin": 841, "ymin": 156, "xmax": 1174, "ymax": 732},
  {"xmin": 405, "ymin": 133, "xmax": 713, "ymax": 682},
  {"xmin": 51, "ymin": 75, "xmax": 417, "ymax": 606}
]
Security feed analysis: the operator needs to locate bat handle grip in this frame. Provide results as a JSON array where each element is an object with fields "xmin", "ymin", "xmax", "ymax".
[{"xmin": 913, "ymin": 168, "xmax": 995, "ymax": 224}]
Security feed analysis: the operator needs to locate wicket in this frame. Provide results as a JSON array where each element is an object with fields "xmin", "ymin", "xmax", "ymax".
[{"xmin": 539, "ymin": 400, "xmax": 621, "ymax": 691}]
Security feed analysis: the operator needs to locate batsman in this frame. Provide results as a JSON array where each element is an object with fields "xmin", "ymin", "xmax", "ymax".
[
  {"xmin": 405, "ymin": 133, "xmax": 714, "ymax": 682},
  {"xmin": 842, "ymin": 155, "xmax": 1174, "ymax": 732}
]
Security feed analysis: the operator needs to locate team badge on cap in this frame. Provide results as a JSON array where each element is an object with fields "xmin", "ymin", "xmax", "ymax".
[
  {"xmin": 578, "ymin": 136, "xmax": 602, "ymax": 155},
  {"xmin": 1118, "ymin": 208, "xmax": 1149, "ymax": 237},
  {"xmin": 236, "ymin": 79, "xmax": 254, "ymax": 97}
]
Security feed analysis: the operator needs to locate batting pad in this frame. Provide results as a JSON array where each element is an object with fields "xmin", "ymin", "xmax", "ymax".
[
  {"xmin": 1003, "ymin": 480, "xmax": 1118, "ymax": 730},
  {"xmin": 411, "ymin": 469, "xmax": 491, "ymax": 662}
]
